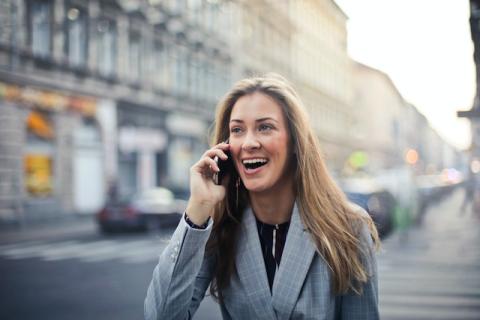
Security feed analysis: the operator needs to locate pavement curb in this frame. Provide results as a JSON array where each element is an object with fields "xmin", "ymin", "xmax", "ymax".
[{"xmin": 0, "ymin": 214, "xmax": 97, "ymax": 244}]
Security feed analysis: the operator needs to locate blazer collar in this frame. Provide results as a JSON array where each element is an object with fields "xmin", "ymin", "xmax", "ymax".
[
  {"xmin": 235, "ymin": 203, "xmax": 318, "ymax": 320},
  {"xmin": 271, "ymin": 203, "xmax": 318, "ymax": 319},
  {"xmin": 235, "ymin": 205, "xmax": 276, "ymax": 319}
]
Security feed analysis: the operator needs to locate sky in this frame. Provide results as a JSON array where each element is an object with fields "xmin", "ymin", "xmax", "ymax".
[{"xmin": 335, "ymin": 0, "xmax": 476, "ymax": 151}]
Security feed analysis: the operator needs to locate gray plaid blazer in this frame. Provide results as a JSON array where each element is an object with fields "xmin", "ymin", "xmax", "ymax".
[{"xmin": 145, "ymin": 203, "xmax": 379, "ymax": 320}]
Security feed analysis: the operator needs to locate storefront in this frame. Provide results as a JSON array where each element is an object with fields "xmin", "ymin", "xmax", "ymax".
[
  {"xmin": 24, "ymin": 111, "xmax": 55, "ymax": 198},
  {"xmin": 117, "ymin": 102, "xmax": 168, "ymax": 197},
  {"xmin": 165, "ymin": 112, "xmax": 209, "ymax": 197},
  {"xmin": 72, "ymin": 118, "xmax": 105, "ymax": 215},
  {"xmin": 0, "ymin": 82, "xmax": 101, "ymax": 222}
]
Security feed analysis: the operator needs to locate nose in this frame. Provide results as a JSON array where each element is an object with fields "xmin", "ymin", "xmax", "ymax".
[{"xmin": 241, "ymin": 132, "xmax": 261, "ymax": 151}]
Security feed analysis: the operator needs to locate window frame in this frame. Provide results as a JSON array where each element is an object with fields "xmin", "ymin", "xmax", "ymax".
[
  {"xmin": 64, "ymin": 2, "xmax": 89, "ymax": 69},
  {"xmin": 27, "ymin": 0, "xmax": 53, "ymax": 60}
]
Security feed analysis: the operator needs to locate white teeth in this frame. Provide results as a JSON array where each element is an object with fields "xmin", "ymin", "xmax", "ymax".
[{"xmin": 242, "ymin": 158, "xmax": 268, "ymax": 164}]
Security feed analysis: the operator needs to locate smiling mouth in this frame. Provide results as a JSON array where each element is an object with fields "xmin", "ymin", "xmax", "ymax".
[{"xmin": 242, "ymin": 159, "xmax": 269, "ymax": 170}]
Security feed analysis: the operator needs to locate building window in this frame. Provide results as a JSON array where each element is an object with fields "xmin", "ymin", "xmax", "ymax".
[
  {"xmin": 28, "ymin": 0, "xmax": 52, "ymax": 59},
  {"xmin": 154, "ymin": 39, "xmax": 170, "ymax": 90},
  {"xmin": 129, "ymin": 31, "xmax": 141, "ymax": 81},
  {"xmin": 168, "ymin": 46, "xmax": 177, "ymax": 93},
  {"xmin": 0, "ymin": 2, "xmax": 12, "ymax": 45},
  {"xmin": 65, "ymin": 5, "xmax": 88, "ymax": 68},
  {"xmin": 96, "ymin": 17, "xmax": 116, "ymax": 77},
  {"xmin": 197, "ymin": 60, "xmax": 206, "ymax": 101},
  {"xmin": 175, "ymin": 45, "xmax": 188, "ymax": 95}
]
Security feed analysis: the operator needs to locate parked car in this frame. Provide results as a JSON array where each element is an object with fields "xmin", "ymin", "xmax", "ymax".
[
  {"xmin": 96, "ymin": 187, "xmax": 187, "ymax": 233},
  {"xmin": 341, "ymin": 178, "xmax": 396, "ymax": 238}
]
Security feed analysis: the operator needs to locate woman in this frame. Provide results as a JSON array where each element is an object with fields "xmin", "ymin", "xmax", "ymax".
[{"xmin": 145, "ymin": 74, "xmax": 380, "ymax": 320}]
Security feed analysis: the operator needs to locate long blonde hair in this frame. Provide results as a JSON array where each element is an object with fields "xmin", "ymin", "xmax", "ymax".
[{"xmin": 207, "ymin": 73, "xmax": 379, "ymax": 300}]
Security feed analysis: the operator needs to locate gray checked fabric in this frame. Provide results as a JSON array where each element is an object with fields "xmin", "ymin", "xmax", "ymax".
[{"xmin": 144, "ymin": 205, "xmax": 379, "ymax": 320}]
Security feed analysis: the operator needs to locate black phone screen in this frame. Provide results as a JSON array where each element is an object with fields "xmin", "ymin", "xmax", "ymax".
[{"xmin": 213, "ymin": 149, "xmax": 234, "ymax": 185}]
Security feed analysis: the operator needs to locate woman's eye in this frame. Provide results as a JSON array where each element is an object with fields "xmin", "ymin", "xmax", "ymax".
[
  {"xmin": 230, "ymin": 127, "xmax": 242, "ymax": 134},
  {"xmin": 259, "ymin": 124, "xmax": 273, "ymax": 131}
]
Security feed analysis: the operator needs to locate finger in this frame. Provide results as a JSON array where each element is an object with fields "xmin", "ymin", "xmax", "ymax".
[
  {"xmin": 202, "ymin": 143, "xmax": 229, "ymax": 156},
  {"xmin": 193, "ymin": 156, "xmax": 220, "ymax": 173},
  {"xmin": 204, "ymin": 148, "xmax": 229, "ymax": 160},
  {"xmin": 213, "ymin": 141, "xmax": 230, "ymax": 149}
]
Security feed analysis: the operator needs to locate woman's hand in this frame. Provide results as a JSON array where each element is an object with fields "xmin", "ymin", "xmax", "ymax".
[{"xmin": 186, "ymin": 142, "xmax": 230, "ymax": 225}]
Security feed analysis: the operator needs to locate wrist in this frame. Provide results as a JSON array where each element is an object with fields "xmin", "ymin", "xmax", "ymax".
[
  {"xmin": 185, "ymin": 199, "xmax": 214, "ymax": 225},
  {"xmin": 184, "ymin": 212, "xmax": 209, "ymax": 229}
]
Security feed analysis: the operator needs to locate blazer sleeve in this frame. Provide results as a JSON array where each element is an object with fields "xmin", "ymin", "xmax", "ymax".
[
  {"xmin": 338, "ymin": 218, "xmax": 380, "ymax": 320},
  {"xmin": 144, "ymin": 213, "xmax": 216, "ymax": 320}
]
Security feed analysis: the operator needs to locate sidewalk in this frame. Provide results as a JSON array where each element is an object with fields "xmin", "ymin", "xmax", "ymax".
[
  {"xmin": 377, "ymin": 189, "xmax": 480, "ymax": 320},
  {"xmin": 0, "ymin": 214, "xmax": 96, "ymax": 245}
]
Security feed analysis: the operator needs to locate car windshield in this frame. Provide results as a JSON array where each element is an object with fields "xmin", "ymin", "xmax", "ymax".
[
  {"xmin": 107, "ymin": 192, "xmax": 134, "ymax": 205},
  {"xmin": 137, "ymin": 189, "xmax": 174, "ymax": 202},
  {"xmin": 345, "ymin": 192, "xmax": 370, "ymax": 208}
]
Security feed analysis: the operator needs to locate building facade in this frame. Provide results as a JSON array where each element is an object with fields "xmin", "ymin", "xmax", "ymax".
[
  {"xmin": 1, "ymin": 0, "xmax": 462, "ymax": 224},
  {"xmin": 0, "ymin": 0, "xmax": 232, "ymax": 223},
  {"xmin": 351, "ymin": 61, "xmax": 461, "ymax": 175},
  {"xmin": 234, "ymin": 0, "xmax": 355, "ymax": 170},
  {"xmin": 289, "ymin": 0, "xmax": 355, "ymax": 169},
  {"xmin": 351, "ymin": 62, "xmax": 407, "ymax": 171}
]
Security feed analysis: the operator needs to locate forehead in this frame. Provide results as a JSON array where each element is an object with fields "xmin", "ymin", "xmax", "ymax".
[{"xmin": 230, "ymin": 92, "xmax": 286, "ymax": 123}]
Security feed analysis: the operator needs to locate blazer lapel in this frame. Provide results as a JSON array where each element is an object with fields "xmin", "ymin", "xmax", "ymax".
[
  {"xmin": 235, "ymin": 206, "xmax": 277, "ymax": 319},
  {"xmin": 271, "ymin": 203, "xmax": 318, "ymax": 320}
]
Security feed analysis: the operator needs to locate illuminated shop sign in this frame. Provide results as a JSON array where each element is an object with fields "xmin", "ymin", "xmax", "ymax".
[
  {"xmin": 24, "ymin": 154, "xmax": 53, "ymax": 196},
  {"xmin": 0, "ymin": 82, "xmax": 96, "ymax": 116},
  {"xmin": 27, "ymin": 111, "xmax": 54, "ymax": 139},
  {"xmin": 119, "ymin": 127, "xmax": 167, "ymax": 152}
]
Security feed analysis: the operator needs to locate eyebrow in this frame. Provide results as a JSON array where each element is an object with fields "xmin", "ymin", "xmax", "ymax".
[{"xmin": 230, "ymin": 117, "xmax": 278, "ymax": 123}]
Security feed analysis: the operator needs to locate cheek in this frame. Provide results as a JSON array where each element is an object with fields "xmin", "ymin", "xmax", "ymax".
[
  {"xmin": 229, "ymin": 143, "xmax": 242, "ymax": 164},
  {"xmin": 229, "ymin": 141, "xmax": 241, "ymax": 156},
  {"xmin": 265, "ymin": 136, "xmax": 288, "ymax": 157}
]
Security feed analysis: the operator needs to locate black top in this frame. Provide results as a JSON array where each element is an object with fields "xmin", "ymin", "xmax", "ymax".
[{"xmin": 256, "ymin": 217, "xmax": 291, "ymax": 291}]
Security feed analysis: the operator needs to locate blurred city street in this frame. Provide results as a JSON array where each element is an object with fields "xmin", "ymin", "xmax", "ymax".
[
  {"xmin": 0, "ymin": 188, "xmax": 478, "ymax": 320},
  {"xmin": 0, "ymin": 0, "xmax": 478, "ymax": 319},
  {"xmin": 378, "ymin": 188, "xmax": 480, "ymax": 320}
]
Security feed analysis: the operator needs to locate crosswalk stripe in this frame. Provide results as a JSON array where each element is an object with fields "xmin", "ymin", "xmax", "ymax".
[
  {"xmin": 379, "ymin": 284, "xmax": 480, "ymax": 297},
  {"xmin": 380, "ymin": 305, "xmax": 480, "ymax": 320},
  {"xmin": 40, "ymin": 240, "xmax": 118, "ymax": 261},
  {"xmin": 119, "ymin": 244, "xmax": 170, "ymax": 264},
  {"xmin": 82, "ymin": 240, "xmax": 166, "ymax": 263},
  {"xmin": 380, "ymin": 294, "xmax": 480, "ymax": 308},
  {"xmin": 0, "ymin": 241, "xmax": 46, "ymax": 251},
  {"xmin": 50, "ymin": 240, "xmax": 131, "ymax": 260},
  {"xmin": 379, "ymin": 270, "xmax": 480, "ymax": 282},
  {"xmin": 0, "ymin": 238, "xmax": 167, "ymax": 264},
  {"xmin": 2, "ymin": 241, "xmax": 78, "ymax": 259}
]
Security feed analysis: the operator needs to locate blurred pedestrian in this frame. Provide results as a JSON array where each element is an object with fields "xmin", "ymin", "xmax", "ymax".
[
  {"xmin": 145, "ymin": 74, "xmax": 380, "ymax": 319},
  {"xmin": 107, "ymin": 179, "xmax": 119, "ymax": 201},
  {"xmin": 461, "ymin": 171, "xmax": 476, "ymax": 215}
]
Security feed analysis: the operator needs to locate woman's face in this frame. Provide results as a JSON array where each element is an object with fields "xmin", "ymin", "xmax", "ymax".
[{"xmin": 228, "ymin": 92, "xmax": 294, "ymax": 193}]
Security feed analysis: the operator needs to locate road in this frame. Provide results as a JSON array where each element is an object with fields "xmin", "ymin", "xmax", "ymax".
[
  {"xmin": 0, "ymin": 220, "xmax": 220, "ymax": 320},
  {"xmin": 1, "ymin": 188, "xmax": 479, "ymax": 319}
]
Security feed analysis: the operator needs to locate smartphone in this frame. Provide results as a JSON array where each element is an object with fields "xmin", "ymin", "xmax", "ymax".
[{"xmin": 213, "ymin": 143, "xmax": 234, "ymax": 185}]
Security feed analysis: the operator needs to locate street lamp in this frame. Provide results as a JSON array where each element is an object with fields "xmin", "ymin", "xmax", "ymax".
[{"xmin": 458, "ymin": 1, "xmax": 480, "ymax": 154}]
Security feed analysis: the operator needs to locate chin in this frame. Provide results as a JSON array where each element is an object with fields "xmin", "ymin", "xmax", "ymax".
[{"xmin": 242, "ymin": 180, "xmax": 271, "ymax": 193}]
